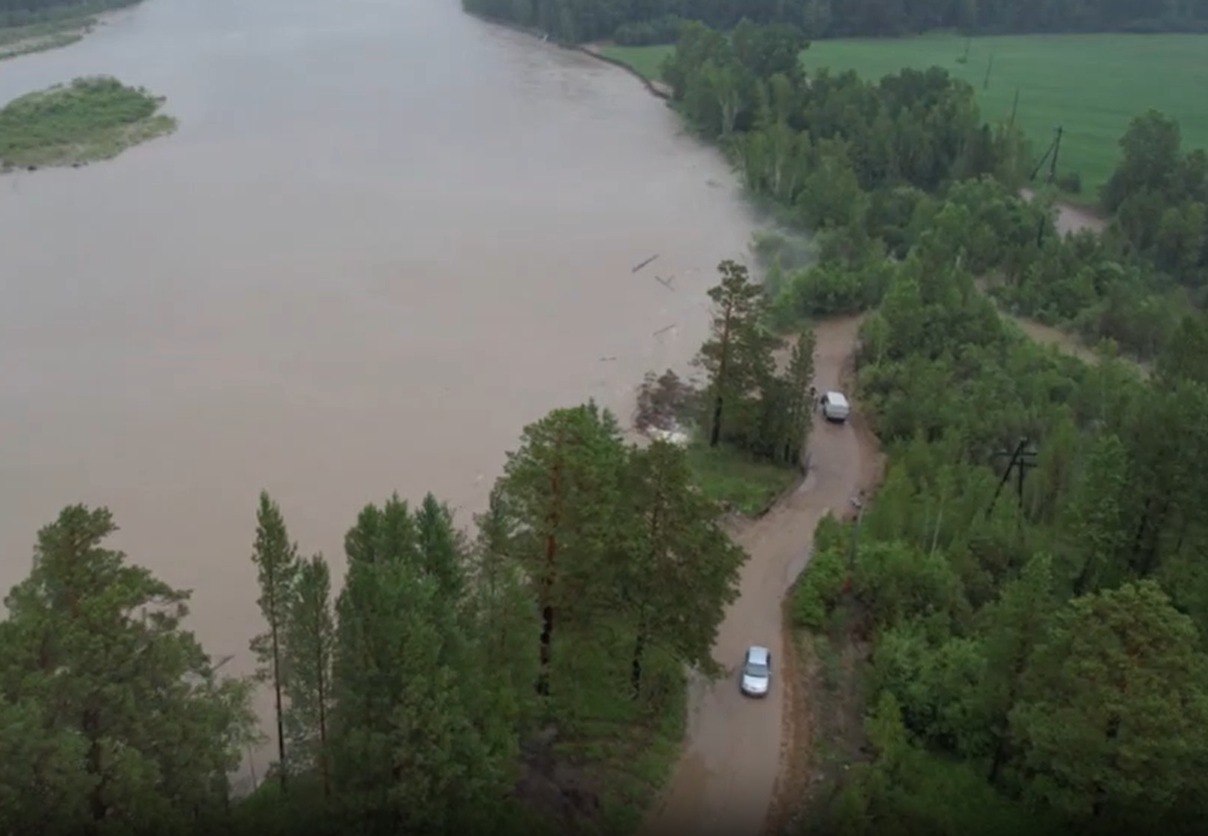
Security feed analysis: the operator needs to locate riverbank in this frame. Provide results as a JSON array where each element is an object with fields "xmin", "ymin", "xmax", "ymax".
[
  {"xmin": 578, "ymin": 43, "xmax": 672, "ymax": 99},
  {"xmin": 0, "ymin": 17, "xmax": 89, "ymax": 60},
  {"xmin": 0, "ymin": 76, "xmax": 176, "ymax": 171},
  {"xmin": 0, "ymin": 0, "xmax": 139, "ymax": 60}
]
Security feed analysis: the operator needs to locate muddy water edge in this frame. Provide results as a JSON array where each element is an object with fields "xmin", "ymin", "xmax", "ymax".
[{"xmin": 0, "ymin": 0, "xmax": 764, "ymax": 789}]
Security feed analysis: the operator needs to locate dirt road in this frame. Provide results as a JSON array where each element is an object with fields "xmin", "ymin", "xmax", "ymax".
[
  {"xmin": 641, "ymin": 316, "xmax": 883, "ymax": 836},
  {"xmin": 1019, "ymin": 187, "xmax": 1107, "ymax": 237}
]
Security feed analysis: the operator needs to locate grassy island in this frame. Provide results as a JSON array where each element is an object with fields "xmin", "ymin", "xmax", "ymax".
[{"xmin": 0, "ymin": 76, "xmax": 176, "ymax": 171}]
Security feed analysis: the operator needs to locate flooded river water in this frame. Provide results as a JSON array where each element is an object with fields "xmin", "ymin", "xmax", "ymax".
[{"xmin": 0, "ymin": 0, "xmax": 759, "ymax": 779}]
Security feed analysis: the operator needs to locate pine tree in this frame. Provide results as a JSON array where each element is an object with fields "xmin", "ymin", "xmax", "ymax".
[
  {"xmin": 331, "ymin": 495, "xmax": 509, "ymax": 832},
  {"xmin": 1010, "ymin": 581, "xmax": 1208, "ymax": 823},
  {"xmin": 696, "ymin": 259, "xmax": 774, "ymax": 447},
  {"xmin": 282, "ymin": 554, "xmax": 335, "ymax": 797},
  {"xmin": 471, "ymin": 488, "xmax": 540, "ymax": 732},
  {"xmin": 975, "ymin": 553, "xmax": 1056, "ymax": 781},
  {"xmin": 0, "ymin": 506, "xmax": 255, "ymax": 833},
  {"xmin": 250, "ymin": 491, "xmax": 300, "ymax": 790},
  {"xmin": 619, "ymin": 440, "xmax": 746, "ymax": 698},
  {"xmin": 491, "ymin": 402, "xmax": 627, "ymax": 698},
  {"xmin": 782, "ymin": 325, "xmax": 816, "ymax": 465}
]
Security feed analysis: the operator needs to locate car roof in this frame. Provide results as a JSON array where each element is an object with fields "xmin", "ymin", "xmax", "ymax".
[
  {"xmin": 747, "ymin": 645, "xmax": 770, "ymax": 664},
  {"xmin": 824, "ymin": 390, "xmax": 848, "ymax": 406}
]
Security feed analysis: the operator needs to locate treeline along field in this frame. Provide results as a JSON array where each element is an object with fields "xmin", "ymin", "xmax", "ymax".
[
  {"xmin": 601, "ymin": 33, "xmax": 1208, "ymax": 199},
  {"xmin": 794, "ymin": 33, "xmax": 1208, "ymax": 198},
  {"xmin": 462, "ymin": 0, "xmax": 1208, "ymax": 45}
]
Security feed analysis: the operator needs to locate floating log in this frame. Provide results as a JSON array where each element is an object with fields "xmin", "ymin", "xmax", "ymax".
[{"xmin": 632, "ymin": 254, "xmax": 659, "ymax": 273}]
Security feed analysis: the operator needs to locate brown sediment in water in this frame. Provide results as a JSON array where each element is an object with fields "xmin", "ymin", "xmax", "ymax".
[{"xmin": 0, "ymin": 0, "xmax": 762, "ymax": 792}]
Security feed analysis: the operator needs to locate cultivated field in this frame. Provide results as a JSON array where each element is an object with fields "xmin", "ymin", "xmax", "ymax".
[{"xmin": 601, "ymin": 33, "xmax": 1208, "ymax": 199}]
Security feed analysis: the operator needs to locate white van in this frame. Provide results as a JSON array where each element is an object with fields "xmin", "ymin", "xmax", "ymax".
[{"xmin": 820, "ymin": 391, "xmax": 850, "ymax": 423}]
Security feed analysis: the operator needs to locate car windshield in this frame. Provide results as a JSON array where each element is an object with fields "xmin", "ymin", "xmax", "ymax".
[{"xmin": 744, "ymin": 662, "xmax": 769, "ymax": 678}]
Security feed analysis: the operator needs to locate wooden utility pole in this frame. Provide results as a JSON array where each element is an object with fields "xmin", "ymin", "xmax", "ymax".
[
  {"xmin": 1048, "ymin": 125, "xmax": 1064, "ymax": 184},
  {"xmin": 987, "ymin": 438, "xmax": 1039, "ymax": 517}
]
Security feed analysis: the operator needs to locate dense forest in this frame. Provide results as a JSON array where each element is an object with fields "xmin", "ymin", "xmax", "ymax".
[
  {"xmin": 0, "ymin": 402, "xmax": 750, "ymax": 834},
  {"xmin": 645, "ymin": 18, "xmax": 1208, "ymax": 834},
  {"xmin": 460, "ymin": 0, "xmax": 1208, "ymax": 44},
  {"xmin": 653, "ymin": 20, "xmax": 1205, "ymax": 357}
]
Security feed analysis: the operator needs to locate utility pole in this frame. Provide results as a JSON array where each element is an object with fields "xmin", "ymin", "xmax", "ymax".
[
  {"xmin": 987, "ymin": 438, "xmax": 1038, "ymax": 517},
  {"xmin": 1048, "ymin": 125, "xmax": 1063, "ymax": 185},
  {"xmin": 983, "ymin": 53, "xmax": 994, "ymax": 90}
]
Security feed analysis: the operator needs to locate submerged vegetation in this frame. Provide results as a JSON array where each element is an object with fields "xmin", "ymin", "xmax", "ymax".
[{"xmin": 0, "ymin": 76, "xmax": 176, "ymax": 171}]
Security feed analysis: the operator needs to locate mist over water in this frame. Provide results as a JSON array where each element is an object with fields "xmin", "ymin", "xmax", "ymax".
[{"xmin": 0, "ymin": 0, "xmax": 759, "ymax": 778}]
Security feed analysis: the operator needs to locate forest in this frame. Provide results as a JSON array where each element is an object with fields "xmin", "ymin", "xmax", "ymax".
[
  {"xmin": 460, "ymin": 0, "xmax": 1208, "ymax": 45},
  {"xmin": 0, "ymin": 402, "xmax": 753, "ymax": 834},
  {"xmin": 647, "ymin": 18, "xmax": 1208, "ymax": 834},
  {"xmin": 656, "ymin": 21, "xmax": 1206, "ymax": 358}
]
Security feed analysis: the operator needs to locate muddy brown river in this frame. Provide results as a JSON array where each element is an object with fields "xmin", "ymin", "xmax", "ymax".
[{"xmin": 0, "ymin": 0, "xmax": 761, "ymax": 784}]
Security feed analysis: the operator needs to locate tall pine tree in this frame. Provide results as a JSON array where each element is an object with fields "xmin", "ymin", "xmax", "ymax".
[
  {"xmin": 331, "ymin": 495, "xmax": 510, "ymax": 832},
  {"xmin": 0, "ymin": 506, "xmax": 254, "ymax": 833},
  {"xmin": 491, "ymin": 402, "xmax": 627, "ymax": 698},
  {"xmin": 282, "ymin": 554, "xmax": 335, "ymax": 797},
  {"xmin": 697, "ymin": 259, "xmax": 774, "ymax": 447},
  {"xmin": 250, "ymin": 491, "xmax": 299, "ymax": 790},
  {"xmin": 619, "ymin": 440, "xmax": 747, "ymax": 698}
]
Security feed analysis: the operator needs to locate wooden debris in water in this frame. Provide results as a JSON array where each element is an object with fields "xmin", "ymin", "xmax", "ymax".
[{"xmin": 632, "ymin": 254, "xmax": 659, "ymax": 273}]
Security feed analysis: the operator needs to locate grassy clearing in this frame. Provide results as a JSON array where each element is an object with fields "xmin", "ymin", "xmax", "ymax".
[
  {"xmin": 599, "ymin": 44, "xmax": 673, "ymax": 82},
  {"xmin": 601, "ymin": 34, "xmax": 1208, "ymax": 199},
  {"xmin": 684, "ymin": 442, "xmax": 800, "ymax": 516},
  {"xmin": 0, "ymin": 76, "xmax": 176, "ymax": 170}
]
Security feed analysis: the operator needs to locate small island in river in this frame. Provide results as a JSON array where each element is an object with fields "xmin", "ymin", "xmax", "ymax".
[{"xmin": 0, "ymin": 76, "xmax": 176, "ymax": 172}]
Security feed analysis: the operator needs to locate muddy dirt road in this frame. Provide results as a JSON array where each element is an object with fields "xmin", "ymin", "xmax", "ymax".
[{"xmin": 641, "ymin": 316, "xmax": 883, "ymax": 836}]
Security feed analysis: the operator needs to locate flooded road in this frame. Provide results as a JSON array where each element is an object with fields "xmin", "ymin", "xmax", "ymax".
[{"xmin": 0, "ymin": 0, "xmax": 759, "ymax": 782}]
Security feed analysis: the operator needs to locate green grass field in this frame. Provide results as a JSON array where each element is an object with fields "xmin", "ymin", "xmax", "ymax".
[
  {"xmin": 601, "ymin": 33, "xmax": 1208, "ymax": 198},
  {"xmin": 685, "ymin": 442, "xmax": 800, "ymax": 516}
]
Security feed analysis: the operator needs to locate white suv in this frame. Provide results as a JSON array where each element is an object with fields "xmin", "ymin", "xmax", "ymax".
[{"xmin": 820, "ymin": 391, "xmax": 850, "ymax": 423}]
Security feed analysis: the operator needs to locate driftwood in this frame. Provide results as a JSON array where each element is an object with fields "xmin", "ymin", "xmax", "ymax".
[{"xmin": 631, "ymin": 254, "xmax": 659, "ymax": 273}]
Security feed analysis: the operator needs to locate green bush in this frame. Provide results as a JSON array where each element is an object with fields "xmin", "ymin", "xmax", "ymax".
[{"xmin": 793, "ymin": 546, "xmax": 848, "ymax": 630}]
